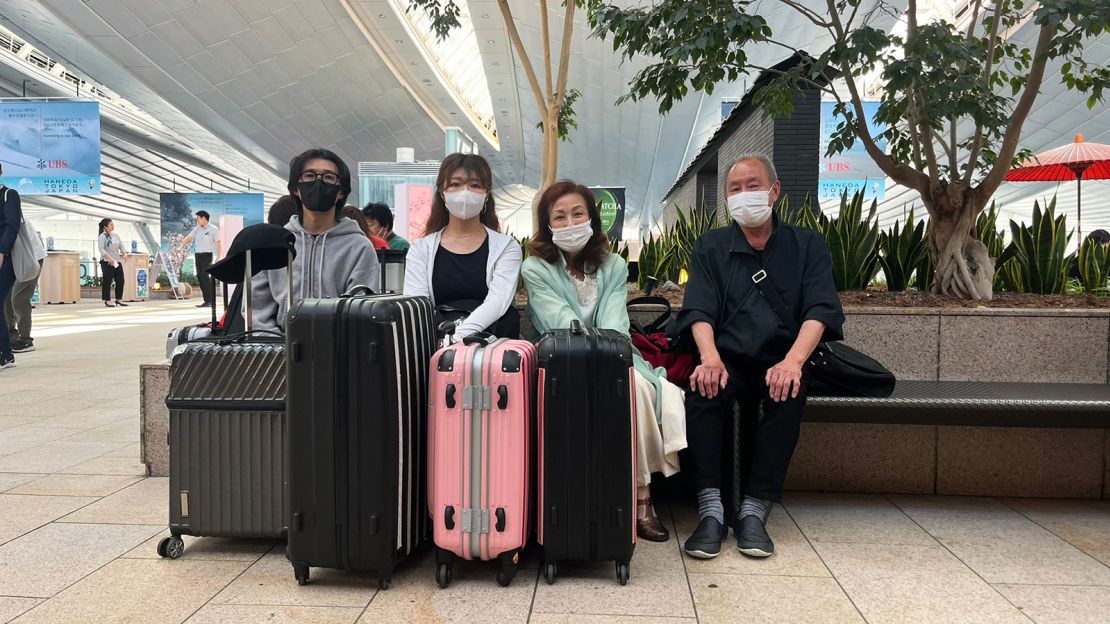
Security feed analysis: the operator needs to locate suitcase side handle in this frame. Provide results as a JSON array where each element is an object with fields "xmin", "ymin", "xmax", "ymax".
[
  {"xmin": 462, "ymin": 332, "xmax": 496, "ymax": 346},
  {"xmin": 570, "ymin": 319, "xmax": 583, "ymax": 335},
  {"xmin": 341, "ymin": 284, "xmax": 377, "ymax": 297},
  {"xmin": 496, "ymin": 385, "xmax": 508, "ymax": 409},
  {"xmin": 445, "ymin": 506, "xmax": 456, "ymax": 530},
  {"xmin": 495, "ymin": 508, "xmax": 506, "ymax": 532},
  {"xmin": 446, "ymin": 384, "xmax": 457, "ymax": 409}
]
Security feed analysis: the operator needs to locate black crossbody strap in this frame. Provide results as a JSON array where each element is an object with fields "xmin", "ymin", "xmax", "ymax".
[{"xmin": 739, "ymin": 254, "xmax": 802, "ymax": 336}]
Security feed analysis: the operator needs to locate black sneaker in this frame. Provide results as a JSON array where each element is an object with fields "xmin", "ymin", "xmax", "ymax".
[
  {"xmin": 11, "ymin": 340, "xmax": 34, "ymax": 353},
  {"xmin": 0, "ymin": 352, "xmax": 15, "ymax": 369},
  {"xmin": 734, "ymin": 514, "xmax": 775, "ymax": 557},
  {"xmin": 683, "ymin": 516, "xmax": 728, "ymax": 559}
]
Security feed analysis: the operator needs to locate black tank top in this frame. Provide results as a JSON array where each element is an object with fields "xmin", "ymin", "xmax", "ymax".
[{"xmin": 432, "ymin": 237, "xmax": 490, "ymax": 303}]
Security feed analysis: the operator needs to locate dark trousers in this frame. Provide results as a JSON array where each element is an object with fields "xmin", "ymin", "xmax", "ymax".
[
  {"xmin": 101, "ymin": 261, "xmax": 124, "ymax": 301},
  {"xmin": 196, "ymin": 252, "xmax": 214, "ymax": 303},
  {"xmin": 684, "ymin": 361, "xmax": 808, "ymax": 503},
  {"xmin": 0, "ymin": 258, "xmax": 15, "ymax": 354},
  {"xmin": 5, "ymin": 259, "xmax": 41, "ymax": 342}
]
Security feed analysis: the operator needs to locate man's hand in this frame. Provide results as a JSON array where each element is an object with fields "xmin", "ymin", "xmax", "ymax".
[
  {"xmin": 765, "ymin": 357, "xmax": 803, "ymax": 402},
  {"xmin": 690, "ymin": 355, "xmax": 729, "ymax": 399}
]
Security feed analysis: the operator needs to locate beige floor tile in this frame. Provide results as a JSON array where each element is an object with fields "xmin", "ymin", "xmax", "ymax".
[
  {"xmin": 0, "ymin": 522, "xmax": 164, "ymax": 598},
  {"xmin": 8, "ymin": 474, "xmax": 143, "ymax": 497},
  {"xmin": 185, "ymin": 604, "xmax": 363, "ymax": 624},
  {"xmin": 1001, "ymin": 498, "xmax": 1110, "ymax": 550},
  {"xmin": 531, "ymin": 526, "xmax": 694, "ymax": 618},
  {"xmin": 783, "ymin": 493, "xmax": 936, "ymax": 546},
  {"xmin": 103, "ymin": 443, "xmax": 140, "ymax": 459},
  {"xmin": 0, "ymin": 494, "xmax": 97, "ymax": 546},
  {"xmin": 673, "ymin": 505, "xmax": 831, "ymax": 578},
  {"xmin": 36, "ymin": 409, "xmax": 135, "ymax": 431},
  {"xmin": 0, "ymin": 440, "xmax": 131, "ymax": 474},
  {"xmin": 0, "ymin": 427, "xmax": 82, "ymax": 456},
  {"xmin": 56, "ymin": 477, "xmax": 165, "ymax": 525},
  {"xmin": 123, "ymin": 530, "xmax": 278, "ymax": 562},
  {"xmin": 210, "ymin": 549, "xmax": 377, "ymax": 608},
  {"xmin": 529, "ymin": 616, "xmax": 695, "ymax": 624},
  {"xmin": 63, "ymin": 420, "xmax": 137, "ymax": 444},
  {"xmin": 4, "ymin": 395, "xmax": 101, "ymax": 419},
  {"xmin": 0, "ymin": 417, "xmax": 38, "ymax": 432},
  {"xmin": 1087, "ymin": 550, "xmax": 1110, "ymax": 567},
  {"xmin": 0, "ymin": 598, "xmax": 41, "ymax": 624},
  {"xmin": 889, "ymin": 495, "xmax": 1047, "ymax": 540},
  {"xmin": 9, "ymin": 558, "xmax": 249, "ymax": 624},
  {"xmin": 356, "ymin": 557, "xmax": 537, "ymax": 623},
  {"xmin": 0, "ymin": 474, "xmax": 42, "ymax": 493},
  {"xmin": 690, "ymin": 573, "xmax": 864, "ymax": 624},
  {"xmin": 994, "ymin": 584, "xmax": 1110, "ymax": 624},
  {"xmin": 57, "ymin": 455, "xmax": 147, "ymax": 476},
  {"xmin": 815, "ymin": 542, "xmax": 1028, "ymax": 623},
  {"xmin": 938, "ymin": 537, "xmax": 1110, "ymax": 585}
]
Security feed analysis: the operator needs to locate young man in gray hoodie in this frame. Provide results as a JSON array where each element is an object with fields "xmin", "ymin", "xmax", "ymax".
[{"xmin": 252, "ymin": 148, "xmax": 380, "ymax": 330}]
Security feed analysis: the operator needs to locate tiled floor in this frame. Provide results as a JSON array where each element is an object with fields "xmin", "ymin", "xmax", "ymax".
[{"xmin": 3, "ymin": 299, "xmax": 1110, "ymax": 623}]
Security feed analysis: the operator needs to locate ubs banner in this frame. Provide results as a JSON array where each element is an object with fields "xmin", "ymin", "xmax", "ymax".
[
  {"xmin": 819, "ymin": 101, "xmax": 887, "ymax": 200},
  {"xmin": 590, "ymin": 186, "xmax": 626, "ymax": 242},
  {"xmin": 160, "ymin": 193, "xmax": 264, "ymax": 277},
  {"xmin": 0, "ymin": 100, "xmax": 101, "ymax": 195}
]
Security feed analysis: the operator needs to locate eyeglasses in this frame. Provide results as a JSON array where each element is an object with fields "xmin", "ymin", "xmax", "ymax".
[{"xmin": 300, "ymin": 171, "xmax": 340, "ymax": 185}]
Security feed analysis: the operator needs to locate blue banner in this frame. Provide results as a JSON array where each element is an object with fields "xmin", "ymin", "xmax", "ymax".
[
  {"xmin": 819, "ymin": 101, "xmax": 887, "ymax": 200},
  {"xmin": 0, "ymin": 100, "xmax": 101, "ymax": 195},
  {"xmin": 160, "ymin": 193, "xmax": 265, "ymax": 278}
]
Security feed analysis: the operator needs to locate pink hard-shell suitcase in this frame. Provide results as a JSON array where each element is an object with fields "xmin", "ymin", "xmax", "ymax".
[{"xmin": 427, "ymin": 334, "xmax": 536, "ymax": 587}]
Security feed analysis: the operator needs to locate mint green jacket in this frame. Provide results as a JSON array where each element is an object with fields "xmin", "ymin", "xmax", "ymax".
[{"xmin": 521, "ymin": 252, "xmax": 668, "ymax": 423}]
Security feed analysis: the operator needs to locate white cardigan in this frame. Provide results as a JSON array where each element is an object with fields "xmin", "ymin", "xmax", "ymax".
[{"xmin": 403, "ymin": 227, "xmax": 523, "ymax": 338}]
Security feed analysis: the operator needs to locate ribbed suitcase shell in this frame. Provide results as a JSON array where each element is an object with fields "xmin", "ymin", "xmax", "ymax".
[
  {"xmin": 285, "ymin": 294, "xmax": 435, "ymax": 588},
  {"xmin": 427, "ymin": 338, "xmax": 536, "ymax": 586},
  {"xmin": 536, "ymin": 326, "xmax": 637, "ymax": 584},
  {"xmin": 165, "ymin": 341, "xmax": 287, "ymax": 541}
]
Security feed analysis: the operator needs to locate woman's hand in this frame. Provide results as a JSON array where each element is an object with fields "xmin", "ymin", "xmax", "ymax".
[
  {"xmin": 765, "ymin": 357, "xmax": 803, "ymax": 402},
  {"xmin": 690, "ymin": 355, "xmax": 729, "ymax": 399}
]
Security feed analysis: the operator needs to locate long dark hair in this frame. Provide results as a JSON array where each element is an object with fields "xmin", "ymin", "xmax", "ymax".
[
  {"xmin": 528, "ymin": 180, "xmax": 609, "ymax": 275},
  {"xmin": 98, "ymin": 218, "xmax": 112, "ymax": 235},
  {"xmin": 287, "ymin": 148, "xmax": 352, "ymax": 213},
  {"xmin": 342, "ymin": 205, "xmax": 371, "ymax": 237},
  {"xmin": 424, "ymin": 153, "xmax": 499, "ymax": 234}
]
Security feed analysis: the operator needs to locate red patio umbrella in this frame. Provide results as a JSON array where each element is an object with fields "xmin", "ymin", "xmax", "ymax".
[{"xmin": 1004, "ymin": 134, "xmax": 1110, "ymax": 240}]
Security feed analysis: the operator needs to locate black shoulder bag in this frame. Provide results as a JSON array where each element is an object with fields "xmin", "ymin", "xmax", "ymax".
[{"xmin": 746, "ymin": 263, "xmax": 895, "ymax": 398}]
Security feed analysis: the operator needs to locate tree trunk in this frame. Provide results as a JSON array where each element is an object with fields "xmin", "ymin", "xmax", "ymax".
[{"xmin": 925, "ymin": 193, "xmax": 995, "ymax": 301}]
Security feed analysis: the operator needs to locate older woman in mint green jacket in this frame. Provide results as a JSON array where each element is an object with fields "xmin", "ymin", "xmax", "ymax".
[{"xmin": 522, "ymin": 180, "xmax": 687, "ymax": 543}]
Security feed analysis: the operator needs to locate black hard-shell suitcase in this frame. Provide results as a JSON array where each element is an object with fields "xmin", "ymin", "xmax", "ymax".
[
  {"xmin": 159, "ymin": 225, "xmax": 295, "ymax": 559},
  {"xmin": 285, "ymin": 290, "xmax": 435, "ymax": 589},
  {"xmin": 535, "ymin": 320, "xmax": 637, "ymax": 586}
]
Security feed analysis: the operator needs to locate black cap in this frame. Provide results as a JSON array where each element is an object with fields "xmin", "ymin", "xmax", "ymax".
[{"xmin": 206, "ymin": 223, "xmax": 295, "ymax": 283}]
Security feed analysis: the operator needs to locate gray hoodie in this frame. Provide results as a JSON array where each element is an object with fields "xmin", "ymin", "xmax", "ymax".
[{"xmin": 252, "ymin": 215, "xmax": 380, "ymax": 330}]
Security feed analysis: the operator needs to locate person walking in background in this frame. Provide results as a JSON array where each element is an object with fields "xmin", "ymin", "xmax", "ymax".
[
  {"xmin": 98, "ymin": 218, "xmax": 128, "ymax": 308},
  {"xmin": 0, "ymin": 164, "xmax": 22, "ymax": 369},
  {"xmin": 342, "ymin": 205, "xmax": 390, "ymax": 250},
  {"xmin": 4, "ymin": 222, "xmax": 46, "ymax": 353},
  {"xmin": 177, "ymin": 210, "xmax": 221, "ymax": 308},
  {"xmin": 363, "ymin": 202, "xmax": 410, "ymax": 250}
]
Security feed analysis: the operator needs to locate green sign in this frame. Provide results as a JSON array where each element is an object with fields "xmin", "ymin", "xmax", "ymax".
[{"xmin": 590, "ymin": 187, "xmax": 626, "ymax": 241}]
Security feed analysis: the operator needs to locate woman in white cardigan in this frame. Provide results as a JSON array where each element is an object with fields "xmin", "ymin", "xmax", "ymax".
[{"xmin": 403, "ymin": 153, "xmax": 522, "ymax": 340}]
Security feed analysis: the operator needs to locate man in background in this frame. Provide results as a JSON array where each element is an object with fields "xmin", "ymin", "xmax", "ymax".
[
  {"xmin": 4, "ymin": 223, "xmax": 45, "ymax": 353},
  {"xmin": 177, "ymin": 210, "xmax": 221, "ymax": 308},
  {"xmin": 362, "ymin": 202, "xmax": 409, "ymax": 250}
]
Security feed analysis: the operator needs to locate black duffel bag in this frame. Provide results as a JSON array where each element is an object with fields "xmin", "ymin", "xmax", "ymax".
[{"xmin": 747, "ymin": 266, "xmax": 895, "ymax": 398}]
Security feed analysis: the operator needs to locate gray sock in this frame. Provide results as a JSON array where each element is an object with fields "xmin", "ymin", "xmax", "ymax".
[
  {"xmin": 740, "ymin": 496, "xmax": 772, "ymax": 523},
  {"xmin": 697, "ymin": 488, "xmax": 725, "ymax": 525}
]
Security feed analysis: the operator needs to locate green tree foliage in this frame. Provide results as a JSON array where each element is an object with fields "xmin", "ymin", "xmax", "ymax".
[{"xmin": 879, "ymin": 207, "xmax": 928, "ymax": 291}]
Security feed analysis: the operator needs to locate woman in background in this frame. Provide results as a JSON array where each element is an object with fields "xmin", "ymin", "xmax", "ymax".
[{"xmin": 98, "ymin": 218, "xmax": 128, "ymax": 308}]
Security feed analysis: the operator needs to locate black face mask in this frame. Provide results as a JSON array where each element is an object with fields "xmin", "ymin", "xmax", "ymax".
[{"xmin": 298, "ymin": 179, "xmax": 342, "ymax": 213}]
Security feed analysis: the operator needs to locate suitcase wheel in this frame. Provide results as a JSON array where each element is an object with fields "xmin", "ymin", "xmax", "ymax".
[
  {"xmin": 378, "ymin": 578, "xmax": 391, "ymax": 590},
  {"xmin": 496, "ymin": 568, "xmax": 515, "ymax": 587},
  {"xmin": 293, "ymin": 564, "xmax": 309, "ymax": 586},
  {"xmin": 616, "ymin": 562, "xmax": 630, "ymax": 586},
  {"xmin": 157, "ymin": 536, "xmax": 184, "ymax": 560},
  {"xmin": 436, "ymin": 563, "xmax": 452, "ymax": 589},
  {"xmin": 543, "ymin": 562, "xmax": 557, "ymax": 585}
]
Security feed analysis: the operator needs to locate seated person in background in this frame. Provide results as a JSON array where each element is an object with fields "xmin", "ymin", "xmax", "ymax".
[
  {"xmin": 403, "ymin": 153, "xmax": 522, "ymax": 341},
  {"xmin": 522, "ymin": 180, "xmax": 687, "ymax": 543},
  {"xmin": 676, "ymin": 153, "xmax": 843, "ymax": 560},
  {"xmin": 363, "ymin": 202, "xmax": 410, "ymax": 250},
  {"xmin": 342, "ymin": 205, "xmax": 390, "ymax": 250},
  {"xmin": 252, "ymin": 148, "xmax": 379, "ymax": 329}
]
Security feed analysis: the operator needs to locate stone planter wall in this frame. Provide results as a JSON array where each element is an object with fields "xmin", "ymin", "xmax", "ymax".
[{"xmin": 142, "ymin": 305, "xmax": 1110, "ymax": 497}]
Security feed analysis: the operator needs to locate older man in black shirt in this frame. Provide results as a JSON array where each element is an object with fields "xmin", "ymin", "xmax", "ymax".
[{"xmin": 675, "ymin": 153, "xmax": 843, "ymax": 559}]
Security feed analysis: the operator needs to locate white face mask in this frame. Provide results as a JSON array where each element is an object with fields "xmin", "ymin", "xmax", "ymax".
[
  {"xmin": 727, "ymin": 190, "xmax": 772, "ymax": 228},
  {"xmin": 551, "ymin": 221, "xmax": 594, "ymax": 254},
  {"xmin": 443, "ymin": 189, "xmax": 487, "ymax": 220}
]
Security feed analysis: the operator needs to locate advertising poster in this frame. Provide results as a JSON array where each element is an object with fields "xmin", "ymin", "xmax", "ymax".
[
  {"xmin": 0, "ymin": 100, "xmax": 101, "ymax": 195},
  {"xmin": 590, "ymin": 187, "xmax": 627, "ymax": 242},
  {"xmin": 136, "ymin": 268, "xmax": 149, "ymax": 299},
  {"xmin": 159, "ymin": 193, "xmax": 264, "ymax": 278},
  {"xmin": 394, "ymin": 183, "xmax": 435, "ymax": 241},
  {"xmin": 819, "ymin": 101, "xmax": 887, "ymax": 200}
]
